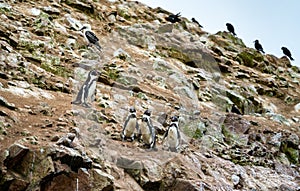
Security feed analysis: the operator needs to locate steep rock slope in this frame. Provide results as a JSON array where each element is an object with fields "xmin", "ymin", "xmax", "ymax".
[{"xmin": 0, "ymin": 0, "xmax": 300, "ymax": 190}]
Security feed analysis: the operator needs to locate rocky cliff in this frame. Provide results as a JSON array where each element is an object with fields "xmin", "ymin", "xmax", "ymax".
[{"xmin": 0, "ymin": 0, "xmax": 300, "ymax": 190}]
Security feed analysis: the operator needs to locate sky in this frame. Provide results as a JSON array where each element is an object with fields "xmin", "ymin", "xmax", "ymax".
[{"xmin": 137, "ymin": 0, "xmax": 300, "ymax": 67}]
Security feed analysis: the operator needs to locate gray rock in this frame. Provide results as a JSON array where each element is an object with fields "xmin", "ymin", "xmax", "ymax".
[
  {"xmin": 65, "ymin": 14, "xmax": 82, "ymax": 30},
  {"xmin": 294, "ymin": 103, "xmax": 300, "ymax": 112},
  {"xmin": 29, "ymin": 8, "xmax": 41, "ymax": 16},
  {"xmin": 231, "ymin": 174, "xmax": 240, "ymax": 186},
  {"xmin": 56, "ymin": 133, "xmax": 77, "ymax": 147},
  {"xmin": 226, "ymin": 90, "xmax": 246, "ymax": 114},
  {"xmin": 43, "ymin": 6, "xmax": 60, "ymax": 15},
  {"xmin": 269, "ymin": 114, "xmax": 290, "ymax": 126},
  {"xmin": 113, "ymin": 48, "xmax": 131, "ymax": 61},
  {"xmin": 0, "ymin": 3, "xmax": 12, "ymax": 10},
  {"xmin": 66, "ymin": 38, "xmax": 77, "ymax": 49},
  {"xmin": 174, "ymin": 86, "xmax": 196, "ymax": 100},
  {"xmin": 118, "ymin": 25, "xmax": 150, "ymax": 48},
  {"xmin": 268, "ymin": 132, "xmax": 282, "ymax": 147},
  {"xmin": 116, "ymin": 156, "xmax": 143, "ymax": 170},
  {"xmin": 50, "ymin": 146, "xmax": 93, "ymax": 171},
  {"xmin": 287, "ymin": 133, "xmax": 299, "ymax": 147},
  {"xmin": 107, "ymin": 14, "xmax": 116, "ymax": 22},
  {"xmin": 4, "ymin": 143, "xmax": 29, "ymax": 169},
  {"xmin": 152, "ymin": 57, "xmax": 172, "ymax": 72},
  {"xmin": 91, "ymin": 169, "xmax": 114, "ymax": 190},
  {"xmin": 158, "ymin": 24, "xmax": 173, "ymax": 33},
  {"xmin": 0, "ymin": 96, "xmax": 16, "ymax": 110}
]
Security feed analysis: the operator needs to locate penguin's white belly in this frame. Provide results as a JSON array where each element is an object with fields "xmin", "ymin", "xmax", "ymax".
[
  {"xmin": 125, "ymin": 119, "xmax": 137, "ymax": 137},
  {"xmin": 140, "ymin": 123, "xmax": 152, "ymax": 144},
  {"xmin": 167, "ymin": 127, "xmax": 178, "ymax": 148},
  {"xmin": 87, "ymin": 82, "xmax": 96, "ymax": 102}
]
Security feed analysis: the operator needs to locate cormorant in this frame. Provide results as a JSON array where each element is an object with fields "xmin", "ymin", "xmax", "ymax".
[
  {"xmin": 254, "ymin": 40, "xmax": 265, "ymax": 53},
  {"xmin": 281, "ymin": 47, "xmax": 294, "ymax": 60},
  {"xmin": 192, "ymin": 18, "xmax": 203, "ymax": 28},
  {"xmin": 226, "ymin": 23, "xmax": 236, "ymax": 35}
]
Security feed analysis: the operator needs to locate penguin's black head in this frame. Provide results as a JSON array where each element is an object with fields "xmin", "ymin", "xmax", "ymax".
[
  {"xmin": 90, "ymin": 70, "xmax": 99, "ymax": 76},
  {"xmin": 281, "ymin": 47, "xmax": 286, "ymax": 50},
  {"xmin": 254, "ymin": 40, "xmax": 259, "ymax": 43},
  {"xmin": 129, "ymin": 107, "xmax": 136, "ymax": 113},
  {"xmin": 144, "ymin": 109, "xmax": 151, "ymax": 116},
  {"xmin": 171, "ymin": 116, "xmax": 178, "ymax": 122},
  {"xmin": 192, "ymin": 18, "xmax": 195, "ymax": 21}
]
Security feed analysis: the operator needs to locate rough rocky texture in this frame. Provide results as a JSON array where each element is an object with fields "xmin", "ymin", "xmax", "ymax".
[{"xmin": 0, "ymin": 0, "xmax": 300, "ymax": 190}]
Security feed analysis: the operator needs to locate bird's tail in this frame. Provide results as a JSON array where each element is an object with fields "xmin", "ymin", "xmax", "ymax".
[
  {"xmin": 290, "ymin": 56, "xmax": 294, "ymax": 61},
  {"xmin": 94, "ymin": 41, "xmax": 102, "ymax": 52}
]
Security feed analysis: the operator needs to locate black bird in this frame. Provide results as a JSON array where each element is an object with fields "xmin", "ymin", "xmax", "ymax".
[
  {"xmin": 79, "ymin": 25, "xmax": 102, "ymax": 51},
  {"xmin": 191, "ymin": 18, "xmax": 203, "ymax": 28},
  {"xmin": 226, "ymin": 23, "xmax": 236, "ymax": 35},
  {"xmin": 254, "ymin": 40, "xmax": 265, "ymax": 53},
  {"xmin": 165, "ymin": 12, "xmax": 181, "ymax": 23},
  {"xmin": 281, "ymin": 47, "xmax": 294, "ymax": 60}
]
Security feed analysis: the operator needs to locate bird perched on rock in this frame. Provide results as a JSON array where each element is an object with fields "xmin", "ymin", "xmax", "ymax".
[
  {"xmin": 281, "ymin": 47, "xmax": 294, "ymax": 60},
  {"xmin": 79, "ymin": 24, "xmax": 102, "ymax": 52},
  {"xmin": 191, "ymin": 18, "xmax": 203, "ymax": 28},
  {"xmin": 139, "ymin": 109, "xmax": 156, "ymax": 150},
  {"xmin": 254, "ymin": 40, "xmax": 265, "ymax": 53},
  {"xmin": 163, "ymin": 116, "xmax": 181, "ymax": 152},
  {"xmin": 165, "ymin": 12, "xmax": 181, "ymax": 23},
  {"xmin": 121, "ymin": 107, "xmax": 139, "ymax": 142},
  {"xmin": 71, "ymin": 70, "xmax": 99, "ymax": 108},
  {"xmin": 226, "ymin": 23, "xmax": 236, "ymax": 36}
]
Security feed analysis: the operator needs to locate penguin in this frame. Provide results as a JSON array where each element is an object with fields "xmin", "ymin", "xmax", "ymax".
[
  {"xmin": 139, "ymin": 109, "xmax": 156, "ymax": 149},
  {"xmin": 121, "ymin": 107, "xmax": 139, "ymax": 141},
  {"xmin": 163, "ymin": 116, "xmax": 181, "ymax": 152},
  {"xmin": 281, "ymin": 47, "xmax": 294, "ymax": 61},
  {"xmin": 71, "ymin": 70, "xmax": 99, "ymax": 107},
  {"xmin": 165, "ymin": 12, "xmax": 181, "ymax": 23},
  {"xmin": 226, "ymin": 23, "xmax": 236, "ymax": 36},
  {"xmin": 253, "ymin": 40, "xmax": 265, "ymax": 53},
  {"xmin": 79, "ymin": 24, "xmax": 102, "ymax": 52}
]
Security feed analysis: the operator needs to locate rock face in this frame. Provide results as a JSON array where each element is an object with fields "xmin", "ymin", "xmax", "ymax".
[{"xmin": 0, "ymin": 0, "xmax": 300, "ymax": 190}]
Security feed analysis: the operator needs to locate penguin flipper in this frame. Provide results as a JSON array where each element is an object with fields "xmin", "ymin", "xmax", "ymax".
[
  {"xmin": 82, "ymin": 102, "xmax": 91, "ymax": 108},
  {"xmin": 121, "ymin": 116, "xmax": 130, "ymax": 140}
]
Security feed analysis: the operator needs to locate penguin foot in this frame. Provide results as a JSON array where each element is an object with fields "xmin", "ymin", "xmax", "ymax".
[
  {"xmin": 82, "ymin": 102, "xmax": 91, "ymax": 108},
  {"xmin": 120, "ymin": 134, "xmax": 125, "ymax": 141},
  {"xmin": 169, "ymin": 147, "xmax": 178, "ymax": 153},
  {"xmin": 145, "ymin": 147, "xmax": 158, "ymax": 152}
]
